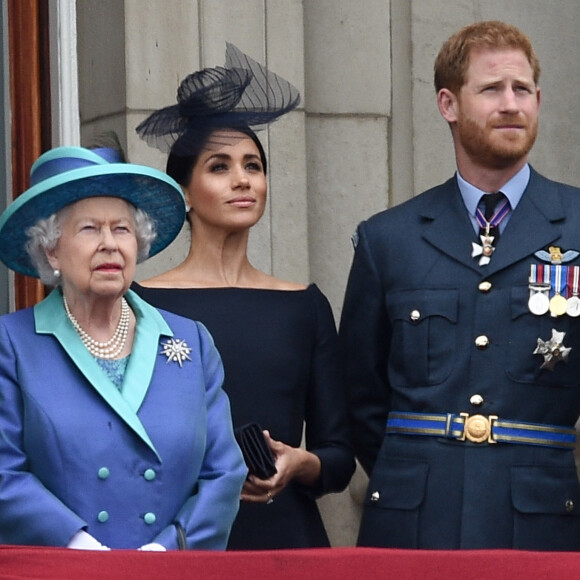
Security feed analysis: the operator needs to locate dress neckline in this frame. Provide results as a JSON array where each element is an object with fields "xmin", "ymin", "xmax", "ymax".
[{"xmin": 134, "ymin": 282, "xmax": 315, "ymax": 294}]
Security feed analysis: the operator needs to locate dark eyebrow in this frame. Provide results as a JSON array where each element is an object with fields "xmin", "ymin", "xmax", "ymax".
[
  {"xmin": 204, "ymin": 153, "xmax": 231, "ymax": 164},
  {"xmin": 204, "ymin": 152, "xmax": 262, "ymax": 164}
]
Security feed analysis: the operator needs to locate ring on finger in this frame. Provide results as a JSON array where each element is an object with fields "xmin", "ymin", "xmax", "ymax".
[{"xmin": 266, "ymin": 491, "xmax": 274, "ymax": 504}]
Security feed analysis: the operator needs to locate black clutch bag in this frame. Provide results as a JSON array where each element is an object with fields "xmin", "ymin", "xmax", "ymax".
[{"xmin": 234, "ymin": 423, "xmax": 277, "ymax": 480}]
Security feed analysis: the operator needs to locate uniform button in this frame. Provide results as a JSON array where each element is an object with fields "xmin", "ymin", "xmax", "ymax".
[
  {"xmin": 470, "ymin": 394, "xmax": 484, "ymax": 407},
  {"xmin": 144, "ymin": 469, "xmax": 157, "ymax": 481},
  {"xmin": 370, "ymin": 491, "xmax": 380, "ymax": 503},
  {"xmin": 565, "ymin": 499, "xmax": 575, "ymax": 512},
  {"xmin": 410, "ymin": 310, "xmax": 421, "ymax": 322},
  {"xmin": 97, "ymin": 511, "xmax": 109, "ymax": 523},
  {"xmin": 475, "ymin": 335, "xmax": 489, "ymax": 349},
  {"xmin": 144, "ymin": 512, "xmax": 157, "ymax": 525},
  {"xmin": 478, "ymin": 281, "xmax": 492, "ymax": 292},
  {"xmin": 97, "ymin": 467, "xmax": 110, "ymax": 480}
]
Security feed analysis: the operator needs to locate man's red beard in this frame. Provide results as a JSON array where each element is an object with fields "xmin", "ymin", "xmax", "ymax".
[{"xmin": 455, "ymin": 113, "xmax": 538, "ymax": 169}]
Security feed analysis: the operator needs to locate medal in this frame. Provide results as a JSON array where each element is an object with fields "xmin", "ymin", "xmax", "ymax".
[
  {"xmin": 549, "ymin": 265, "xmax": 567, "ymax": 317},
  {"xmin": 549, "ymin": 294, "xmax": 567, "ymax": 317},
  {"xmin": 533, "ymin": 329, "xmax": 571, "ymax": 371},
  {"xmin": 472, "ymin": 197, "xmax": 510, "ymax": 266},
  {"xmin": 472, "ymin": 231, "xmax": 496, "ymax": 266},
  {"xmin": 567, "ymin": 266, "xmax": 580, "ymax": 317},
  {"xmin": 567, "ymin": 296, "xmax": 580, "ymax": 317},
  {"xmin": 528, "ymin": 288, "xmax": 550, "ymax": 315},
  {"xmin": 528, "ymin": 264, "xmax": 551, "ymax": 316}
]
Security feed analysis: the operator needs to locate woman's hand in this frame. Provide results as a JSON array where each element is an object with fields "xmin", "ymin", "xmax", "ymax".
[{"xmin": 240, "ymin": 430, "xmax": 321, "ymax": 504}]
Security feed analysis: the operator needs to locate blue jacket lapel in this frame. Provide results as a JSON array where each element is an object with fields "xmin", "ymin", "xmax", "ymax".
[
  {"xmin": 122, "ymin": 290, "xmax": 173, "ymax": 414},
  {"xmin": 34, "ymin": 289, "xmax": 173, "ymax": 459}
]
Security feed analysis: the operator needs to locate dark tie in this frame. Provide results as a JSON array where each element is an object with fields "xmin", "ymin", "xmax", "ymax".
[{"xmin": 479, "ymin": 192, "xmax": 505, "ymax": 240}]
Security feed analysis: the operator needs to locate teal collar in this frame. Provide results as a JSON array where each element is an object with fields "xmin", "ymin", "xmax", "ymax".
[{"xmin": 35, "ymin": 289, "xmax": 173, "ymax": 459}]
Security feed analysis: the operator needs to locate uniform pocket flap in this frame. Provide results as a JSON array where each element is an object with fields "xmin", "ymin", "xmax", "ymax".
[
  {"xmin": 367, "ymin": 459, "xmax": 429, "ymax": 510},
  {"xmin": 387, "ymin": 289, "xmax": 458, "ymax": 323},
  {"xmin": 511, "ymin": 465, "xmax": 580, "ymax": 515},
  {"xmin": 510, "ymin": 285, "xmax": 533, "ymax": 320}
]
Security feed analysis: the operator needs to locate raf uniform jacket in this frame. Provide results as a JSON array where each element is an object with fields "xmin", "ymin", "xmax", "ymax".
[
  {"xmin": 0, "ymin": 289, "xmax": 247, "ymax": 549},
  {"xmin": 339, "ymin": 167, "xmax": 580, "ymax": 550}
]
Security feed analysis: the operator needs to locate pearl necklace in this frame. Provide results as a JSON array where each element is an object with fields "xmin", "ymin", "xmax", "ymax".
[{"xmin": 63, "ymin": 296, "xmax": 130, "ymax": 359}]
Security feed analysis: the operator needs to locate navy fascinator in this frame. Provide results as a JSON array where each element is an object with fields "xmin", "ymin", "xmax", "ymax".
[{"xmin": 136, "ymin": 43, "xmax": 301, "ymax": 155}]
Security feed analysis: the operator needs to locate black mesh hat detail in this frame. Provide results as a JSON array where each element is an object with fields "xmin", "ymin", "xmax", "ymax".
[{"xmin": 136, "ymin": 43, "xmax": 301, "ymax": 155}]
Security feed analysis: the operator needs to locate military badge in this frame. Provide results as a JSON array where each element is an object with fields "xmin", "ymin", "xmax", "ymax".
[
  {"xmin": 529, "ymin": 247, "xmax": 580, "ymax": 318},
  {"xmin": 534, "ymin": 246, "xmax": 579, "ymax": 264},
  {"xmin": 533, "ymin": 329, "xmax": 571, "ymax": 371}
]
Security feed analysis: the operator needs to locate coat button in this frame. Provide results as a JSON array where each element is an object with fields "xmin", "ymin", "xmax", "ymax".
[
  {"xmin": 144, "ymin": 469, "xmax": 157, "ymax": 481},
  {"xmin": 478, "ymin": 281, "xmax": 492, "ymax": 292},
  {"xmin": 144, "ymin": 512, "xmax": 157, "ymax": 525},
  {"xmin": 370, "ymin": 491, "xmax": 380, "ymax": 503},
  {"xmin": 475, "ymin": 335, "xmax": 489, "ymax": 349},
  {"xmin": 410, "ymin": 310, "xmax": 421, "ymax": 322},
  {"xmin": 97, "ymin": 511, "xmax": 109, "ymax": 523},
  {"xmin": 470, "ymin": 394, "xmax": 484, "ymax": 407},
  {"xmin": 565, "ymin": 499, "xmax": 575, "ymax": 512},
  {"xmin": 97, "ymin": 467, "xmax": 110, "ymax": 480}
]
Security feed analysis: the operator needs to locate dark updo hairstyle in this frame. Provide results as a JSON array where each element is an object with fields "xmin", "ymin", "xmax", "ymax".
[{"xmin": 166, "ymin": 126, "xmax": 268, "ymax": 188}]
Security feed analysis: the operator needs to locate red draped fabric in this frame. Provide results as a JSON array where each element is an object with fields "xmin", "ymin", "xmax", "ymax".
[{"xmin": 0, "ymin": 546, "xmax": 578, "ymax": 579}]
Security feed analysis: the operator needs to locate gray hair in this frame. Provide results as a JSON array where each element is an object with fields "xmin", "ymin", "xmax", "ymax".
[{"xmin": 25, "ymin": 204, "xmax": 157, "ymax": 286}]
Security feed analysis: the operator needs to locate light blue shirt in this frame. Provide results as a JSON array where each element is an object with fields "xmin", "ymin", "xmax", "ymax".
[{"xmin": 457, "ymin": 164, "xmax": 530, "ymax": 234}]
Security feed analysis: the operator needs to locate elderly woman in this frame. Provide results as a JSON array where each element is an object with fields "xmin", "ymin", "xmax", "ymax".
[
  {"xmin": 0, "ymin": 145, "xmax": 246, "ymax": 550},
  {"xmin": 133, "ymin": 44, "xmax": 355, "ymax": 549}
]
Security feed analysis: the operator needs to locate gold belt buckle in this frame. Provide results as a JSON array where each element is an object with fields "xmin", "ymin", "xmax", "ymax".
[{"xmin": 459, "ymin": 413, "xmax": 498, "ymax": 444}]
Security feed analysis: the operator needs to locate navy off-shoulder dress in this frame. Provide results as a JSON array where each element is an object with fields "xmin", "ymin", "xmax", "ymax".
[{"xmin": 133, "ymin": 283, "xmax": 355, "ymax": 549}]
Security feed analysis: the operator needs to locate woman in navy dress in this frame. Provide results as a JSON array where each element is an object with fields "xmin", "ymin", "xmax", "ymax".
[{"xmin": 134, "ymin": 43, "xmax": 355, "ymax": 549}]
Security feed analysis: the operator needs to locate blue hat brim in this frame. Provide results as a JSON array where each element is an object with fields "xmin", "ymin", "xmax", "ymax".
[{"xmin": 0, "ymin": 163, "xmax": 185, "ymax": 278}]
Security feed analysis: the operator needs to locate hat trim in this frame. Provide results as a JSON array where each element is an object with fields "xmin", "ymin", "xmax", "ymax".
[{"xmin": 0, "ymin": 160, "xmax": 185, "ymax": 278}]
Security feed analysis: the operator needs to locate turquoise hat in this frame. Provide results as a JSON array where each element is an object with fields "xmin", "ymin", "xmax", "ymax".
[{"xmin": 0, "ymin": 146, "xmax": 185, "ymax": 277}]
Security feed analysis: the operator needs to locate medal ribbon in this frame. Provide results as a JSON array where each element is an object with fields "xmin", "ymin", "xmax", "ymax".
[
  {"xmin": 530, "ymin": 263, "xmax": 551, "ymax": 286},
  {"xmin": 567, "ymin": 265, "xmax": 579, "ymax": 297},
  {"xmin": 551, "ymin": 265, "xmax": 567, "ymax": 298},
  {"xmin": 475, "ymin": 198, "xmax": 510, "ymax": 232}
]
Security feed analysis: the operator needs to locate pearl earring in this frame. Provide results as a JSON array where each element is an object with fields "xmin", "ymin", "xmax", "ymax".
[{"xmin": 53, "ymin": 269, "xmax": 61, "ymax": 278}]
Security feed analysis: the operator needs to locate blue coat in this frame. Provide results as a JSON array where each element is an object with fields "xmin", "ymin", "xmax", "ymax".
[
  {"xmin": 0, "ymin": 289, "xmax": 247, "ymax": 549},
  {"xmin": 339, "ymin": 168, "xmax": 580, "ymax": 550}
]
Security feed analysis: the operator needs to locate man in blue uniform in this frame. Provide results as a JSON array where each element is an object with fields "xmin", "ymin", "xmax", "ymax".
[{"xmin": 339, "ymin": 20, "xmax": 580, "ymax": 550}]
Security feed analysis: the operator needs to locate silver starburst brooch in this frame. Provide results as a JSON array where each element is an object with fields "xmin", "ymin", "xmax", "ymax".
[{"xmin": 160, "ymin": 338, "xmax": 192, "ymax": 367}]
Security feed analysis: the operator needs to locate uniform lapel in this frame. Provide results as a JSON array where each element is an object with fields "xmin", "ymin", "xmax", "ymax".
[
  {"xmin": 484, "ymin": 169, "xmax": 563, "ymax": 276},
  {"xmin": 420, "ymin": 170, "xmax": 564, "ymax": 276},
  {"xmin": 420, "ymin": 177, "xmax": 483, "ymax": 272}
]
